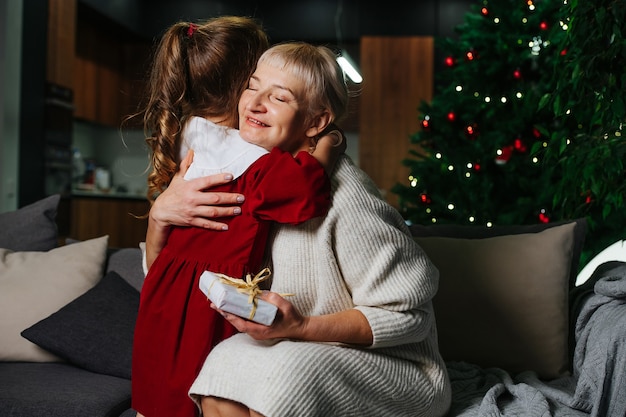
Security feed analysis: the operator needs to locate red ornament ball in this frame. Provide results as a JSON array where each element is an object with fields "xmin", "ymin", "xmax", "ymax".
[
  {"xmin": 419, "ymin": 193, "xmax": 432, "ymax": 204},
  {"xmin": 513, "ymin": 69, "xmax": 522, "ymax": 79},
  {"xmin": 513, "ymin": 138, "xmax": 527, "ymax": 153},
  {"xmin": 445, "ymin": 56, "xmax": 455, "ymax": 67},
  {"xmin": 447, "ymin": 112, "xmax": 456, "ymax": 122},
  {"xmin": 532, "ymin": 128, "xmax": 541, "ymax": 138},
  {"xmin": 465, "ymin": 50, "xmax": 476, "ymax": 61},
  {"xmin": 538, "ymin": 211, "xmax": 550, "ymax": 223},
  {"xmin": 539, "ymin": 21, "xmax": 548, "ymax": 30},
  {"xmin": 481, "ymin": 7, "xmax": 489, "ymax": 16}
]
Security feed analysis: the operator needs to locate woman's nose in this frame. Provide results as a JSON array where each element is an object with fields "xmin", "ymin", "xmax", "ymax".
[{"xmin": 246, "ymin": 91, "xmax": 267, "ymax": 111}]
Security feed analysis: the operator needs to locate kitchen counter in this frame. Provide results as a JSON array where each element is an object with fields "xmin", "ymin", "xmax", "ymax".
[{"xmin": 71, "ymin": 187, "xmax": 147, "ymax": 201}]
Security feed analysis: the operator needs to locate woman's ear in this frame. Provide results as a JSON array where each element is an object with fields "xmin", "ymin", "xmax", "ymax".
[{"xmin": 305, "ymin": 111, "xmax": 332, "ymax": 139}]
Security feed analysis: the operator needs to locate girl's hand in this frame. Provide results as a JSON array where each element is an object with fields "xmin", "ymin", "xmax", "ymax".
[{"xmin": 311, "ymin": 126, "xmax": 346, "ymax": 175}]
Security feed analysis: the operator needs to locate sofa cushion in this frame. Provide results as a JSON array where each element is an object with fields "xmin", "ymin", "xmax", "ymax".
[
  {"xmin": 22, "ymin": 271, "xmax": 139, "ymax": 379},
  {"xmin": 410, "ymin": 218, "xmax": 587, "ymax": 289},
  {"xmin": 0, "ymin": 235, "xmax": 108, "ymax": 362},
  {"xmin": 0, "ymin": 362, "xmax": 131, "ymax": 417},
  {"xmin": 0, "ymin": 194, "xmax": 60, "ymax": 251},
  {"xmin": 413, "ymin": 221, "xmax": 578, "ymax": 379}
]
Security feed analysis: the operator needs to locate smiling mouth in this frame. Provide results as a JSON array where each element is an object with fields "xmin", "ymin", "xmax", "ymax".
[{"xmin": 247, "ymin": 117, "xmax": 268, "ymax": 127}]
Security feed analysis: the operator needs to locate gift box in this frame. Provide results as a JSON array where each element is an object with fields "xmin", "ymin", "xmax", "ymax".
[{"xmin": 199, "ymin": 269, "xmax": 277, "ymax": 326}]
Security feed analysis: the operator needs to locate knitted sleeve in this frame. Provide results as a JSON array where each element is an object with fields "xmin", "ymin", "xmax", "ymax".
[{"xmin": 329, "ymin": 161, "xmax": 440, "ymax": 348}]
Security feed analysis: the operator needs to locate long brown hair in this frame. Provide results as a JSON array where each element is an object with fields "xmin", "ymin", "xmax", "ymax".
[{"xmin": 142, "ymin": 16, "xmax": 269, "ymax": 203}]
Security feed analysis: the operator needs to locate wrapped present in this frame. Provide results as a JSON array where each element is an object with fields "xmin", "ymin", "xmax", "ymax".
[{"xmin": 199, "ymin": 268, "xmax": 278, "ymax": 326}]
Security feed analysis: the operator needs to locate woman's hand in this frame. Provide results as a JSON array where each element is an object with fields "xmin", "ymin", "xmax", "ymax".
[
  {"xmin": 151, "ymin": 150, "xmax": 244, "ymax": 230},
  {"xmin": 212, "ymin": 291, "xmax": 373, "ymax": 346},
  {"xmin": 212, "ymin": 292, "xmax": 306, "ymax": 340},
  {"xmin": 145, "ymin": 150, "xmax": 245, "ymax": 269}
]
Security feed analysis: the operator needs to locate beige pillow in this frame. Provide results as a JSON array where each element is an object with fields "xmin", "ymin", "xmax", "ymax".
[
  {"xmin": 415, "ymin": 222, "xmax": 575, "ymax": 379},
  {"xmin": 0, "ymin": 235, "xmax": 109, "ymax": 361}
]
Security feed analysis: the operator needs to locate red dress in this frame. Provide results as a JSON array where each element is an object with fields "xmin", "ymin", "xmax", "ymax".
[{"xmin": 132, "ymin": 147, "xmax": 330, "ymax": 417}]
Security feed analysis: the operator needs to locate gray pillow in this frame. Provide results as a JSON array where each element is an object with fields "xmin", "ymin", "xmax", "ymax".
[
  {"xmin": 21, "ymin": 271, "xmax": 139, "ymax": 379},
  {"xmin": 0, "ymin": 194, "xmax": 60, "ymax": 251},
  {"xmin": 414, "ymin": 222, "xmax": 577, "ymax": 379}
]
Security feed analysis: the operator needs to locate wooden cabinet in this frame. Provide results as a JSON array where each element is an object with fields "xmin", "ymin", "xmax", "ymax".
[
  {"xmin": 46, "ymin": 0, "xmax": 76, "ymax": 90},
  {"xmin": 46, "ymin": 0, "xmax": 150, "ymax": 127},
  {"xmin": 72, "ymin": 4, "xmax": 150, "ymax": 127},
  {"xmin": 69, "ymin": 197, "xmax": 150, "ymax": 248}
]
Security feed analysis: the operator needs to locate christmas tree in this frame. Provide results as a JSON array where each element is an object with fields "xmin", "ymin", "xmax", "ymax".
[
  {"xmin": 393, "ymin": 0, "xmax": 625, "ymax": 266},
  {"xmin": 536, "ymin": 0, "xmax": 626, "ymax": 265}
]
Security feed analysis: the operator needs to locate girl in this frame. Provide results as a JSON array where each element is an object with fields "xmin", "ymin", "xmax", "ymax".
[{"xmin": 132, "ymin": 17, "xmax": 343, "ymax": 417}]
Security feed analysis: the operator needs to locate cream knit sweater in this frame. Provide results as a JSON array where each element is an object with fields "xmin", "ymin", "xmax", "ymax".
[{"xmin": 190, "ymin": 156, "xmax": 451, "ymax": 417}]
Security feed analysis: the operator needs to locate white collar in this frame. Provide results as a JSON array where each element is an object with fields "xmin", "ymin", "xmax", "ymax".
[{"xmin": 181, "ymin": 117, "xmax": 269, "ymax": 181}]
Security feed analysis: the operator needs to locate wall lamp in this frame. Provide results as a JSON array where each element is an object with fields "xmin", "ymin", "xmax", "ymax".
[{"xmin": 336, "ymin": 50, "xmax": 363, "ymax": 84}]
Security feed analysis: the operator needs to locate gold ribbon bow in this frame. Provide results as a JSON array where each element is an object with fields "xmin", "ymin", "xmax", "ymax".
[
  {"xmin": 211, "ymin": 268, "xmax": 294, "ymax": 321},
  {"xmin": 215, "ymin": 268, "xmax": 272, "ymax": 321}
]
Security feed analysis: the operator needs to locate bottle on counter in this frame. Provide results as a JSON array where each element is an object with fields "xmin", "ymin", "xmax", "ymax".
[
  {"xmin": 84, "ymin": 159, "xmax": 96, "ymax": 185},
  {"xmin": 72, "ymin": 148, "xmax": 85, "ymax": 185}
]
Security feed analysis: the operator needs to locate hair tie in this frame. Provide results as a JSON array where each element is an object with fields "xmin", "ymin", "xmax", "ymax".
[{"xmin": 187, "ymin": 23, "xmax": 197, "ymax": 38}]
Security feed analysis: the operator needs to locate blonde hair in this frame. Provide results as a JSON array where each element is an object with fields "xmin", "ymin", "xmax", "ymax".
[
  {"xmin": 258, "ymin": 42, "xmax": 349, "ymax": 127},
  {"xmin": 142, "ymin": 16, "xmax": 269, "ymax": 203}
]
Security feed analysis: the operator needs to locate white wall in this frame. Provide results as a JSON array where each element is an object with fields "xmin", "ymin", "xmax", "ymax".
[{"xmin": 0, "ymin": 0, "xmax": 22, "ymax": 213}]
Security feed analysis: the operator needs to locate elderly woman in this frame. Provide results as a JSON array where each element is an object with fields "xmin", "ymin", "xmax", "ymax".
[{"xmin": 147, "ymin": 41, "xmax": 451, "ymax": 417}]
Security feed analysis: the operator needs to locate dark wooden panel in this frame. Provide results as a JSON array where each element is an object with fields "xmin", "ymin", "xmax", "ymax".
[
  {"xmin": 46, "ymin": 0, "xmax": 76, "ymax": 89},
  {"xmin": 359, "ymin": 36, "xmax": 433, "ymax": 208}
]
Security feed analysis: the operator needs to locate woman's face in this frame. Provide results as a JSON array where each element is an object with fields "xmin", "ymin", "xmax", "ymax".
[{"xmin": 238, "ymin": 61, "xmax": 315, "ymax": 154}]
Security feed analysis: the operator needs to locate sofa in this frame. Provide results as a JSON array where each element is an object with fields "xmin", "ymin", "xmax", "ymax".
[{"xmin": 1, "ymin": 194, "xmax": 625, "ymax": 417}]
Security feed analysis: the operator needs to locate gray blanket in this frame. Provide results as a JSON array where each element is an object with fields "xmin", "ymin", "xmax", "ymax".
[{"xmin": 446, "ymin": 261, "xmax": 626, "ymax": 417}]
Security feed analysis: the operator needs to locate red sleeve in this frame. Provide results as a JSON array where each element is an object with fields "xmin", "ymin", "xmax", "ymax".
[{"xmin": 246, "ymin": 148, "xmax": 331, "ymax": 225}]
